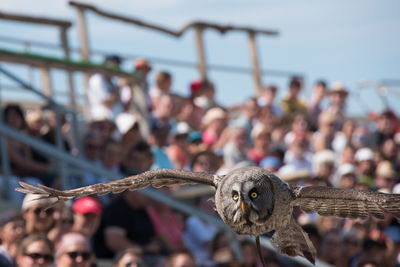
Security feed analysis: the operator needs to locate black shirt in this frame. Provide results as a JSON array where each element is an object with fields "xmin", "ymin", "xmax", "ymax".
[{"xmin": 93, "ymin": 196, "xmax": 155, "ymax": 259}]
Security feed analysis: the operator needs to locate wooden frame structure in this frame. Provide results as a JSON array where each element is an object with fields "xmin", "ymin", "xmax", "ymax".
[
  {"xmin": 0, "ymin": 11, "xmax": 79, "ymax": 109},
  {"xmin": 68, "ymin": 1, "xmax": 279, "ymax": 96}
]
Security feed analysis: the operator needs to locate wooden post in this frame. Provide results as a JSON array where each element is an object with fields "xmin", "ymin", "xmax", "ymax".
[
  {"xmin": 60, "ymin": 27, "xmax": 77, "ymax": 110},
  {"xmin": 194, "ymin": 26, "xmax": 207, "ymax": 79},
  {"xmin": 76, "ymin": 7, "xmax": 90, "ymax": 61},
  {"xmin": 248, "ymin": 32, "xmax": 262, "ymax": 96},
  {"xmin": 40, "ymin": 67, "xmax": 53, "ymax": 96},
  {"xmin": 75, "ymin": 6, "xmax": 91, "ymax": 113}
]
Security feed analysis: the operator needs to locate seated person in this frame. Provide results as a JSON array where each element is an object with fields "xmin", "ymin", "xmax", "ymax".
[
  {"xmin": 55, "ymin": 232, "xmax": 94, "ymax": 267},
  {"xmin": 93, "ymin": 191, "xmax": 161, "ymax": 259}
]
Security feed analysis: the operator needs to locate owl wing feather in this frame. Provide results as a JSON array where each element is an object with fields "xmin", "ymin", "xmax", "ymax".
[
  {"xmin": 16, "ymin": 169, "xmax": 216, "ymax": 201},
  {"xmin": 292, "ymin": 186, "xmax": 400, "ymax": 220}
]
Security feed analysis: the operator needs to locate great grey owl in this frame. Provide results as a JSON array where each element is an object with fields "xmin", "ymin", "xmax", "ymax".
[{"xmin": 16, "ymin": 166, "xmax": 400, "ymax": 264}]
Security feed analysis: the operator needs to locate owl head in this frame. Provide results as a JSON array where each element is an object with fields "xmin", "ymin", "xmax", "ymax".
[{"xmin": 215, "ymin": 167, "xmax": 275, "ymax": 229}]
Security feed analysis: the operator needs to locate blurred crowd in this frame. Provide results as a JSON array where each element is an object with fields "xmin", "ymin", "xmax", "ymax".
[{"xmin": 1, "ymin": 55, "xmax": 400, "ymax": 267}]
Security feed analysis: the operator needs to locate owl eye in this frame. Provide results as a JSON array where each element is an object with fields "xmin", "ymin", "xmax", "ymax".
[
  {"xmin": 232, "ymin": 193, "xmax": 239, "ymax": 201},
  {"xmin": 250, "ymin": 191, "xmax": 258, "ymax": 199}
]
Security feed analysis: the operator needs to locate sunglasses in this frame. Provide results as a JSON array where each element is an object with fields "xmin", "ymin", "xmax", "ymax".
[
  {"xmin": 66, "ymin": 251, "xmax": 92, "ymax": 261},
  {"xmin": 24, "ymin": 253, "xmax": 53, "ymax": 262},
  {"xmin": 33, "ymin": 207, "xmax": 54, "ymax": 216},
  {"xmin": 125, "ymin": 261, "xmax": 147, "ymax": 267}
]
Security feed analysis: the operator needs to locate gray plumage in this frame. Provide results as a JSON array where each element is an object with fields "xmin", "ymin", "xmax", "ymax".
[{"xmin": 16, "ymin": 166, "xmax": 400, "ymax": 265}]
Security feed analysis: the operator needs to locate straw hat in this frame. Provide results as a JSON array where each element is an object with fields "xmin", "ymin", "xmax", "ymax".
[
  {"xmin": 376, "ymin": 161, "xmax": 396, "ymax": 179},
  {"xmin": 329, "ymin": 81, "xmax": 348, "ymax": 96}
]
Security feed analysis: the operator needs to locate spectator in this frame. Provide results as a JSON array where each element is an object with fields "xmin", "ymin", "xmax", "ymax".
[
  {"xmin": 312, "ymin": 111, "xmax": 337, "ymax": 152},
  {"xmin": 318, "ymin": 229, "xmax": 343, "ymax": 265},
  {"xmin": 257, "ymin": 85, "xmax": 283, "ymax": 117},
  {"xmin": 71, "ymin": 197, "xmax": 102, "ymax": 238},
  {"xmin": 148, "ymin": 119, "xmax": 174, "ymax": 170},
  {"xmin": 260, "ymin": 156, "xmax": 281, "ymax": 173},
  {"xmin": 116, "ymin": 113, "xmax": 142, "ymax": 160},
  {"xmin": 248, "ymin": 123, "xmax": 271, "ymax": 166},
  {"xmin": 190, "ymin": 150, "xmax": 220, "ymax": 173},
  {"xmin": 325, "ymin": 81, "xmax": 349, "ymax": 130},
  {"xmin": 312, "ymin": 150, "xmax": 336, "ymax": 186},
  {"xmin": 369, "ymin": 110, "xmax": 396, "ymax": 148},
  {"xmin": 281, "ymin": 133, "xmax": 312, "ymax": 173},
  {"xmin": 165, "ymin": 250, "xmax": 196, "ymax": 267},
  {"xmin": 146, "ymin": 189, "xmax": 184, "ymax": 253},
  {"xmin": 121, "ymin": 141, "xmax": 154, "ymax": 176},
  {"xmin": 113, "ymin": 247, "xmax": 146, "ymax": 267},
  {"xmin": 93, "ymin": 191, "xmax": 160, "ymax": 259},
  {"xmin": 22, "ymin": 194, "xmax": 55, "ymax": 239},
  {"xmin": 333, "ymin": 119, "xmax": 356, "ymax": 154},
  {"xmin": 355, "ymin": 148, "xmax": 375, "ymax": 188},
  {"xmin": 4, "ymin": 104, "xmax": 53, "ymax": 186},
  {"xmin": 88, "ymin": 118, "xmax": 117, "ymax": 144},
  {"xmin": 100, "ymin": 138, "xmax": 122, "ymax": 174},
  {"xmin": 87, "ymin": 55, "xmax": 123, "ymax": 121},
  {"xmin": 222, "ymin": 126, "xmax": 250, "ymax": 170},
  {"xmin": 231, "ymin": 98, "xmax": 259, "ymax": 142},
  {"xmin": 55, "ymin": 232, "xmax": 94, "ymax": 267},
  {"xmin": 0, "ymin": 211, "xmax": 24, "ymax": 265},
  {"xmin": 240, "ymin": 240, "xmax": 259, "ymax": 267},
  {"xmin": 283, "ymin": 112, "xmax": 310, "ymax": 147},
  {"xmin": 183, "ymin": 196, "xmax": 217, "ymax": 266},
  {"xmin": 16, "ymin": 234, "xmax": 54, "ymax": 267},
  {"xmin": 167, "ymin": 122, "xmax": 191, "ymax": 170},
  {"xmin": 280, "ymin": 77, "xmax": 307, "ymax": 121},
  {"xmin": 308, "ymin": 80, "xmax": 327, "ymax": 131},
  {"xmin": 150, "ymin": 71, "xmax": 172, "ymax": 106},
  {"xmin": 201, "ymin": 108, "xmax": 228, "ymax": 150},
  {"xmin": 81, "ymin": 131, "xmax": 103, "ymax": 186},
  {"xmin": 47, "ymin": 202, "xmax": 73, "ymax": 243},
  {"xmin": 374, "ymin": 161, "xmax": 398, "ymax": 192}
]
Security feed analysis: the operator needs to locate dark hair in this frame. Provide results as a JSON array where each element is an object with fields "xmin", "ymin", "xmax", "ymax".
[
  {"xmin": 156, "ymin": 71, "xmax": 172, "ymax": 85},
  {"xmin": 113, "ymin": 247, "xmax": 143, "ymax": 266},
  {"xmin": 289, "ymin": 77, "xmax": 302, "ymax": 89},
  {"xmin": 165, "ymin": 249, "xmax": 195, "ymax": 267},
  {"xmin": 3, "ymin": 104, "xmax": 26, "ymax": 129},
  {"xmin": 17, "ymin": 234, "xmax": 53, "ymax": 256},
  {"xmin": 191, "ymin": 150, "xmax": 219, "ymax": 171},
  {"xmin": 315, "ymin": 80, "xmax": 327, "ymax": 88}
]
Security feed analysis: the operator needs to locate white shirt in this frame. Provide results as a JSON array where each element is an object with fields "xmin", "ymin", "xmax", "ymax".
[{"xmin": 88, "ymin": 74, "xmax": 123, "ymax": 120}]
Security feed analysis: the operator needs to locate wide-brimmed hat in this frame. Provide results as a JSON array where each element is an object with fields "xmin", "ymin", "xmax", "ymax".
[
  {"xmin": 329, "ymin": 81, "xmax": 349, "ymax": 96},
  {"xmin": 376, "ymin": 161, "xmax": 396, "ymax": 179},
  {"xmin": 202, "ymin": 107, "xmax": 227, "ymax": 126}
]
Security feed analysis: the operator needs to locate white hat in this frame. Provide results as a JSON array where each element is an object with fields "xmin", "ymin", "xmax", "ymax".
[
  {"xmin": 338, "ymin": 163, "xmax": 356, "ymax": 177},
  {"xmin": 116, "ymin": 113, "xmax": 139, "ymax": 135},
  {"xmin": 202, "ymin": 108, "xmax": 227, "ymax": 126},
  {"xmin": 22, "ymin": 194, "xmax": 56, "ymax": 211},
  {"xmin": 171, "ymin": 121, "xmax": 191, "ymax": 136},
  {"xmin": 313, "ymin": 149, "xmax": 336, "ymax": 166},
  {"xmin": 355, "ymin": 148, "xmax": 374, "ymax": 162}
]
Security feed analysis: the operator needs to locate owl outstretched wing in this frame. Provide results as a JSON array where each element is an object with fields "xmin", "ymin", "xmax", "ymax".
[
  {"xmin": 16, "ymin": 169, "xmax": 217, "ymax": 201},
  {"xmin": 292, "ymin": 186, "xmax": 400, "ymax": 220}
]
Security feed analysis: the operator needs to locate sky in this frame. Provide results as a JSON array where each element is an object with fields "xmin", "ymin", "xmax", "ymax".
[{"xmin": 0, "ymin": 0, "xmax": 399, "ymax": 116}]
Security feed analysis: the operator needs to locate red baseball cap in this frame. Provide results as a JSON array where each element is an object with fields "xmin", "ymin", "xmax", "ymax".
[
  {"xmin": 72, "ymin": 197, "xmax": 102, "ymax": 215},
  {"xmin": 190, "ymin": 79, "xmax": 203, "ymax": 95}
]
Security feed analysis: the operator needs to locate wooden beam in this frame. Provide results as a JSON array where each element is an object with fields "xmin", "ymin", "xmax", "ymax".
[
  {"xmin": 248, "ymin": 32, "xmax": 262, "ymax": 96},
  {"xmin": 0, "ymin": 49, "xmax": 136, "ymax": 82},
  {"xmin": 60, "ymin": 28, "xmax": 77, "ymax": 110},
  {"xmin": 40, "ymin": 67, "xmax": 52, "ymax": 96},
  {"xmin": 194, "ymin": 27, "xmax": 207, "ymax": 79},
  {"xmin": 68, "ymin": 1, "xmax": 278, "ymax": 37},
  {"xmin": 0, "ymin": 11, "xmax": 71, "ymax": 28}
]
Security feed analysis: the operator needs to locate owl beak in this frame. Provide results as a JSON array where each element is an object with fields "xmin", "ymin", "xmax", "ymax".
[{"xmin": 241, "ymin": 201, "xmax": 246, "ymax": 212}]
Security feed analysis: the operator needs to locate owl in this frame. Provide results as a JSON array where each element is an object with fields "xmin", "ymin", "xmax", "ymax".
[{"xmin": 16, "ymin": 166, "xmax": 400, "ymax": 265}]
